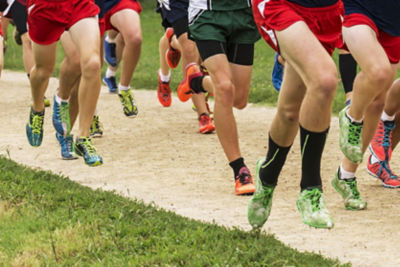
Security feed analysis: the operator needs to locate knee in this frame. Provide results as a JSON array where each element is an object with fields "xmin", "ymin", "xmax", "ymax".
[
  {"xmin": 369, "ymin": 95, "xmax": 385, "ymax": 113},
  {"xmin": 277, "ymin": 103, "xmax": 300, "ymax": 124},
  {"xmin": 367, "ymin": 64, "xmax": 393, "ymax": 88},
  {"xmin": 233, "ymin": 99, "xmax": 247, "ymax": 110},
  {"xmin": 125, "ymin": 31, "xmax": 142, "ymax": 47},
  {"xmin": 310, "ymin": 69, "xmax": 338, "ymax": 101},
  {"xmin": 215, "ymin": 81, "xmax": 234, "ymax": 105},
  {"xmin": 81, "ymin": 55, "xmax": 101, "ymax": 77},
  {"xmin": 34, "ymin": 64, "xmax": 54, "ymax": 79}
]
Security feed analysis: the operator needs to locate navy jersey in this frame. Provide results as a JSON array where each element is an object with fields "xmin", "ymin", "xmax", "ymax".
[
  {"xmin": 287, "ymin": 0, "xmax": 338, "ymax": 7},
  {"xmin": 103, "ymin": 0, "xmax": 123, "ymax": 15},
  {"xmin": 95, "ymin": 0, "xmax": 105, "ymax": 18},
  {"xmin": 343, "ymin": 0, "xmax": 400, "ymax": 36}
]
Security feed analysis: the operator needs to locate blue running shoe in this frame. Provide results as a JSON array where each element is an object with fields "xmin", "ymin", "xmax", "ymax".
[
  {"xmin": 103, "ymin": 37, "xmax": 117, "ymax": 67},
  {"xmin": 52, "ymin": 95, "xmax": 71, "ymax": 136},
  {"xmin": 56, "ymin": 133, "xmax": 78, "ymax": 160},
  {"xmin": 271, "ymin": 52, "xmax": 284, "ymax": 92},
  {"xmin": 103, "ymin": 75, "xmax": 118, "ymax": 93},
  {"xmin": 75, "ymin": 137, "xmax": 103, "ymax": 166},
  {"xmin": 26, "ymin": 108, "xmax": 44, "ymax": 147}
]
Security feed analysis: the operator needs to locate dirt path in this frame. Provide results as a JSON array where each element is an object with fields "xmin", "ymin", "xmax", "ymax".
[{"xmin": 1, "ymin": 70, "xmax": 399, "ymax": 266}]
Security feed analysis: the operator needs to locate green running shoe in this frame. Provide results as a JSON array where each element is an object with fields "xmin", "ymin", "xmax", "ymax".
[
  {"xmin": 26, "ymin": 108, "xmax": 44, "ymax": 147},
  {"xmin": 44, "ymin": 96, "xmax": 51, "ymax": 107},
  {"xmin": 247, "ymin": 158, "xmax": 275, "ymax": 229},
  {"xmin": 90, "ymin": 115, "xmax": 103, "ymax": 138},
  {"xmin": 296, "ymin": 188, "xmax": 334, "ymax": 229},
  {"xmin": 339, "ymin": 106, "xmax": 363, "ymax": 163},
  {"xmin": 118, "ymin": 89, "xmax": 138, "ymax": 118},
  {"xmin": 75, "ymin": 137, "xmax": 103, "ymax": 166},
  {"xmin": 331, "ymin": 170, "xmax": 367, "ymax": 210}
]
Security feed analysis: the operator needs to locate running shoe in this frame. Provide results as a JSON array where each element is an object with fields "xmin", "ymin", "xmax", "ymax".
[
  {"xmin": 118, "ymin": 89, "xmax": 138, "ymax": 117},
  {"xmin": 198, "ymin": 113, "xmax": 215, "ymax": 134},
  {"xmin": 103, "ymin": 75, "xmax": 118, "ymax": 94},
  {"xmin": 75, "ymin": 137, "xmax": 103, "ymax": 166},
  {"xmin": 165, "ymin": 27, "xmax": 181, "ymax": 69},
  {"xmin": 247, "ymin": 158, "xmax": 276, "ymax": 229},
  {"xmin": 296, "ymin": 187, "xmax": 334, "ymax": 229},
  {"xmin": 52, "ymin": 95, "xmax": 71, "ymax": 136},
  {"xmin": 90, "ymin": 115, "xmax": 103, "ymax": 138},
  {"xmin": 44, "ymin": 96, "xmax": 51, "ymax": 107},
  {"xmin": 331, "ymin": 169, "xmax": 367, "ymax": 210},
  {"xmin": 177, "ymin": 63, "xmax": 203, "ymax": 102},
  {"xmin": 56, "ymin": 132, "xmax": 78, "ymax": 160},
  {"xmin": 339, "ymin": 106, "xmax": 363, "ymax": 164},
  {"xmin": 26, "ymin": 108, "xmax": 45, "ymax": 147},
  {"xmin": 366, "ymin": 154, "xmax": 400, "ymax": 188},
  {"xmin": 271, "ymin": 52, "xmax": 284, "ymax": 92},
  {"xmin": 157, "ymin": 71, "xmax": 172, "ymax": 107},
  {"xmin": 235, "ymin": 166, "xmax": 256, "ymax": 195},
  {"xmin": 103, "ymin": 36, "xmax": 117, "ymax": 67},
  {"xmin": 369, "ymin": 120, "xmax": 395, "ymax": 161}
]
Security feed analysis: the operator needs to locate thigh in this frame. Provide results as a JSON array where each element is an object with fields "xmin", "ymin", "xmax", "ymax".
[
  {"xmin": 69, "ymin": 17, "xmax": 101, "ymax": 60},
  {"xmin": 277, "ymin": 63, "xmax": 306, "ymax": 112},
  {"xmin": 110, "ymin": 9, "xmax": 142, "ymax": 38},
  {"xmin": 32, "ymin": 42, "xmax": 57, "ymax": 71}
]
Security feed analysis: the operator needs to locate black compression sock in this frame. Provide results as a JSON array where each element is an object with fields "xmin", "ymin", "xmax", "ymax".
[
  {"xmin": 229, "ymin": 157, "xmax": 245, "ymax": 178},
  {"xmin": 299, "ymin": 125, "xmax": 328, "ymax": 190},
  {"xmin": 259, "ymin": 135, "xmax": 291, "ymax": 187},
  {"xmin": 339, "ymin": 53, "xmax": 357, "ymax": 94},
  {"xmin": 190, "ymin": 75, "xmax": 206, "ymax": 93}
]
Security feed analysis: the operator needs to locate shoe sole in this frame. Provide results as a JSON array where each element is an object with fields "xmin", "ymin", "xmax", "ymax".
[
  {"xmin": 296, "ymin": 202, "xmax": 334, "ymax": 229},
  {"xmin": 90, "ymin": 133, "xmax": 103, "ymax": 138},
  {"xmin": 366, "ymin": 168, "xmax": 400, "ymax": 188},
  {"xmin": 102, "ymin": 78, "xmax": 117, "ymax": 93}
]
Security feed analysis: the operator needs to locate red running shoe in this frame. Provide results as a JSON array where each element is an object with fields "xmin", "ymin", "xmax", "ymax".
[
  {"xmin": 165, "ymin": 28, "xmax": 181, "ymax": 69},
  {"xmin": 235, "ymin": 166, "xmax": 256, "ymax": 195},
  {"xmin": 157, "ymin": 71, "xmax": 172, "ymax": 107},
  {"xmin": 369, "ymin": 120, "xmax": 395, "ymax": 161},
  {"xmin": 198, "ymin": 113, "xmax": 215, "ymax": 134},
  {"xmin": 177, "ymin": 63, "xmax": 203, "ymax": 102},
  {"xmin": 367, "ymin": 154, "xmax": 400, "ymax": 188}
]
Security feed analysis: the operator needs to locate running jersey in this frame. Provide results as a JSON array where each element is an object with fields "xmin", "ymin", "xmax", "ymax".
[
  {"xmin": 103, "ymin": 0, "xmax": 122, "ymax": 14},
  {"xmin": 343, "ymin": 0, "xmax": 400, "ymax": 36},
  {"xmin": 95, "ymin": 0, "xmax": 105, "ymax": 18},
  {"xmin": 287, "ymin": 0, "xmax": 338, "ymax": 7},
  {"xmin": 189, "ymin": 0, "xmax": 251, "ymax": 11}
]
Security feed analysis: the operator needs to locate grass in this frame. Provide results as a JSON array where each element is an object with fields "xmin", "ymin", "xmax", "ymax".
[
  {"xmin": 0, "ymin": 157, "xmax": 348, "ymax": 265},
  {"xmin": 3, "ymin": 0, "xmax": 348, "ymax": 113}
]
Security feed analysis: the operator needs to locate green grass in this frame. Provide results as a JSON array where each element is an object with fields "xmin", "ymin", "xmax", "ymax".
[
  {"xmin": 0, "ymin": 157, "xmax": 348, "ymax": 265},
  {"xmin": 3, "ymin": 0, "xmax": 349, "ymax": 113}
]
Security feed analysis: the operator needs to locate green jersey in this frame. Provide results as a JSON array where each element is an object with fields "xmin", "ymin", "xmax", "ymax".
[{"xmin": 189, "ymin": 0, "xmax": 251, "ymax": 11}]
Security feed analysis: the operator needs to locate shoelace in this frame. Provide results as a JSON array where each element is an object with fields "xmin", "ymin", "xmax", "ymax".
[
  {"xmin": 121, "ymin": 91, "xmax": 134, "ymax": 110},
  {"xmin": 307, "ymin": 188, "xmax": 322, "ymax": 212},
  {"xmin": 346, "ymin": 179, "xmax": 360, "ymax": 199},
  {"xmin": 237, "ymin": 169, "xmax": 251, "ymax": 185},
  {"xmin": 80, "ymin": 138, "xmax": 97, "ymax": 157},
  {"xmin": 380, "ymin": 160, "xmax": 398, "ymax": 179},
  {"xmin": 348, "ymin": 122, "xmax": 362, "ymax": 145},
  {"xmin": 31, "ymin": 114, "xmax": 44, "ymax": 134},
  {"xmin": 382, "ymin": 122, "xmax": 394, "ymax": 148},
  {"xmin": 60, "ymin": 102, "xmax": 70, "ymax": 126}
]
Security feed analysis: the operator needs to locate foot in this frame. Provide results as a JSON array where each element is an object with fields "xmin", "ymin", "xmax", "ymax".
[
  {"xmin": 103, "ymin": 37, "xmax": 117, "ymax": 67},
  {"xmin": 235, "ymin": 166, "xmax": 255, "ymax": 195},
  {"xmin": 296, "ymin": 188, "xmax": 334, "ymax": 229},
  {"xmin": 271, "ymin": 52, "xmax": 283, "ymax": 92},
  {"xmin": 103, "ymin": 75, "xmax": 118, "ymax": 94},
  {"xmin": 369, "ymin": 119, "xmax": 395, "ymax": 161},
  {"xmin": 75, "ymin": 137, "xmax": 103, "ymax": 166},
  {"xmin": 90, "ymin": 115, "xmax": 103, "ymax": 138},
  {"xmin": 56, "ymin": 133, "xmax": 78, "ymax": 160},
  {"xmin": 157, "ymin": 71, "xmax": 172, "ymax": 107},
  {"xmin": 198, "ymin": 113, "xmax": 215, "ymax": 134},
  {"xmin": 247, "ymin": 158, "xmax": 275, "ymax": 229},
  {"xmin": 26, "ymin": 108, "xmax": 44, "ymax": 147},
  {"xmin": 177, "ymin": 63, "xmax": 203, "ymax": 102},
  {"xmin": 339, "ymin": 106, "xmax": 363, "ymax": 164},
  {"xmin": 165, "ymin": 27, "xmax": 181, "ymax": 69},
  {"xmin": 119, "ymin": 89, "xmax": 138, "ymax": 118},
  {"xmin": 52, "ymin": 94, "xmax": 71, "ymax": 136},
  {"xmin": 331, "ymin": 170, "xmax": 367, "ymax": 210},
  {"xmin": 367, "ymin": 155, "xmax": 400, "ymax": 188}
]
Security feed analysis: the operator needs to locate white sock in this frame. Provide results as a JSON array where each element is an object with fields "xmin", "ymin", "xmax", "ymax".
[
  {"xmin": 159, "ymin": 69, "xmax": 170, "ymax": 83},
  {"xmin": 119, "ymin": 84, "xmax": 130, "ymax": 93},
  {"xmin": 381, "ymin": 111, "xmax": 395, "ymax": 122},
  {"xmin": 105, "ymin": 68, "xmax": 116, "ymax": 78},
  {"xmin": 105, "ymin": 35, "xmax": 116, "ymax": 43},
  {"xmin": 346, "ymin": 110, "xmax": 363, "ymax": 123},
  {"xmin": 339, "ymin": 164, "xmax": 356, "ymax": 179},
  {"xmin": 55, "ymin": 91, "xmax": 69, "ymax": 104},
  {"xmin": 370, "ymin": 154, "xmax": 380, "ymax": 164}
]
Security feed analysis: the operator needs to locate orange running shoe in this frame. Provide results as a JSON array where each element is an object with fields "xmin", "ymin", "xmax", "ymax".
[
  {"xmin": 165, "ymin": 28, "xmax": 181, "ymax": 69},
  {"xmin": 157, "ymin": 71, "xmax": 172, "ymax": 107},
  {"xmin": 235, "ymin": 166, "xmax": 256, "ymax": 195},
  {"xmin": 198, "ymin": 113, "xmax": 215, "ymax": 134},
  {"xmin": 177, "ymin": 63, "xmax": 203, "ymax": 102}
]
